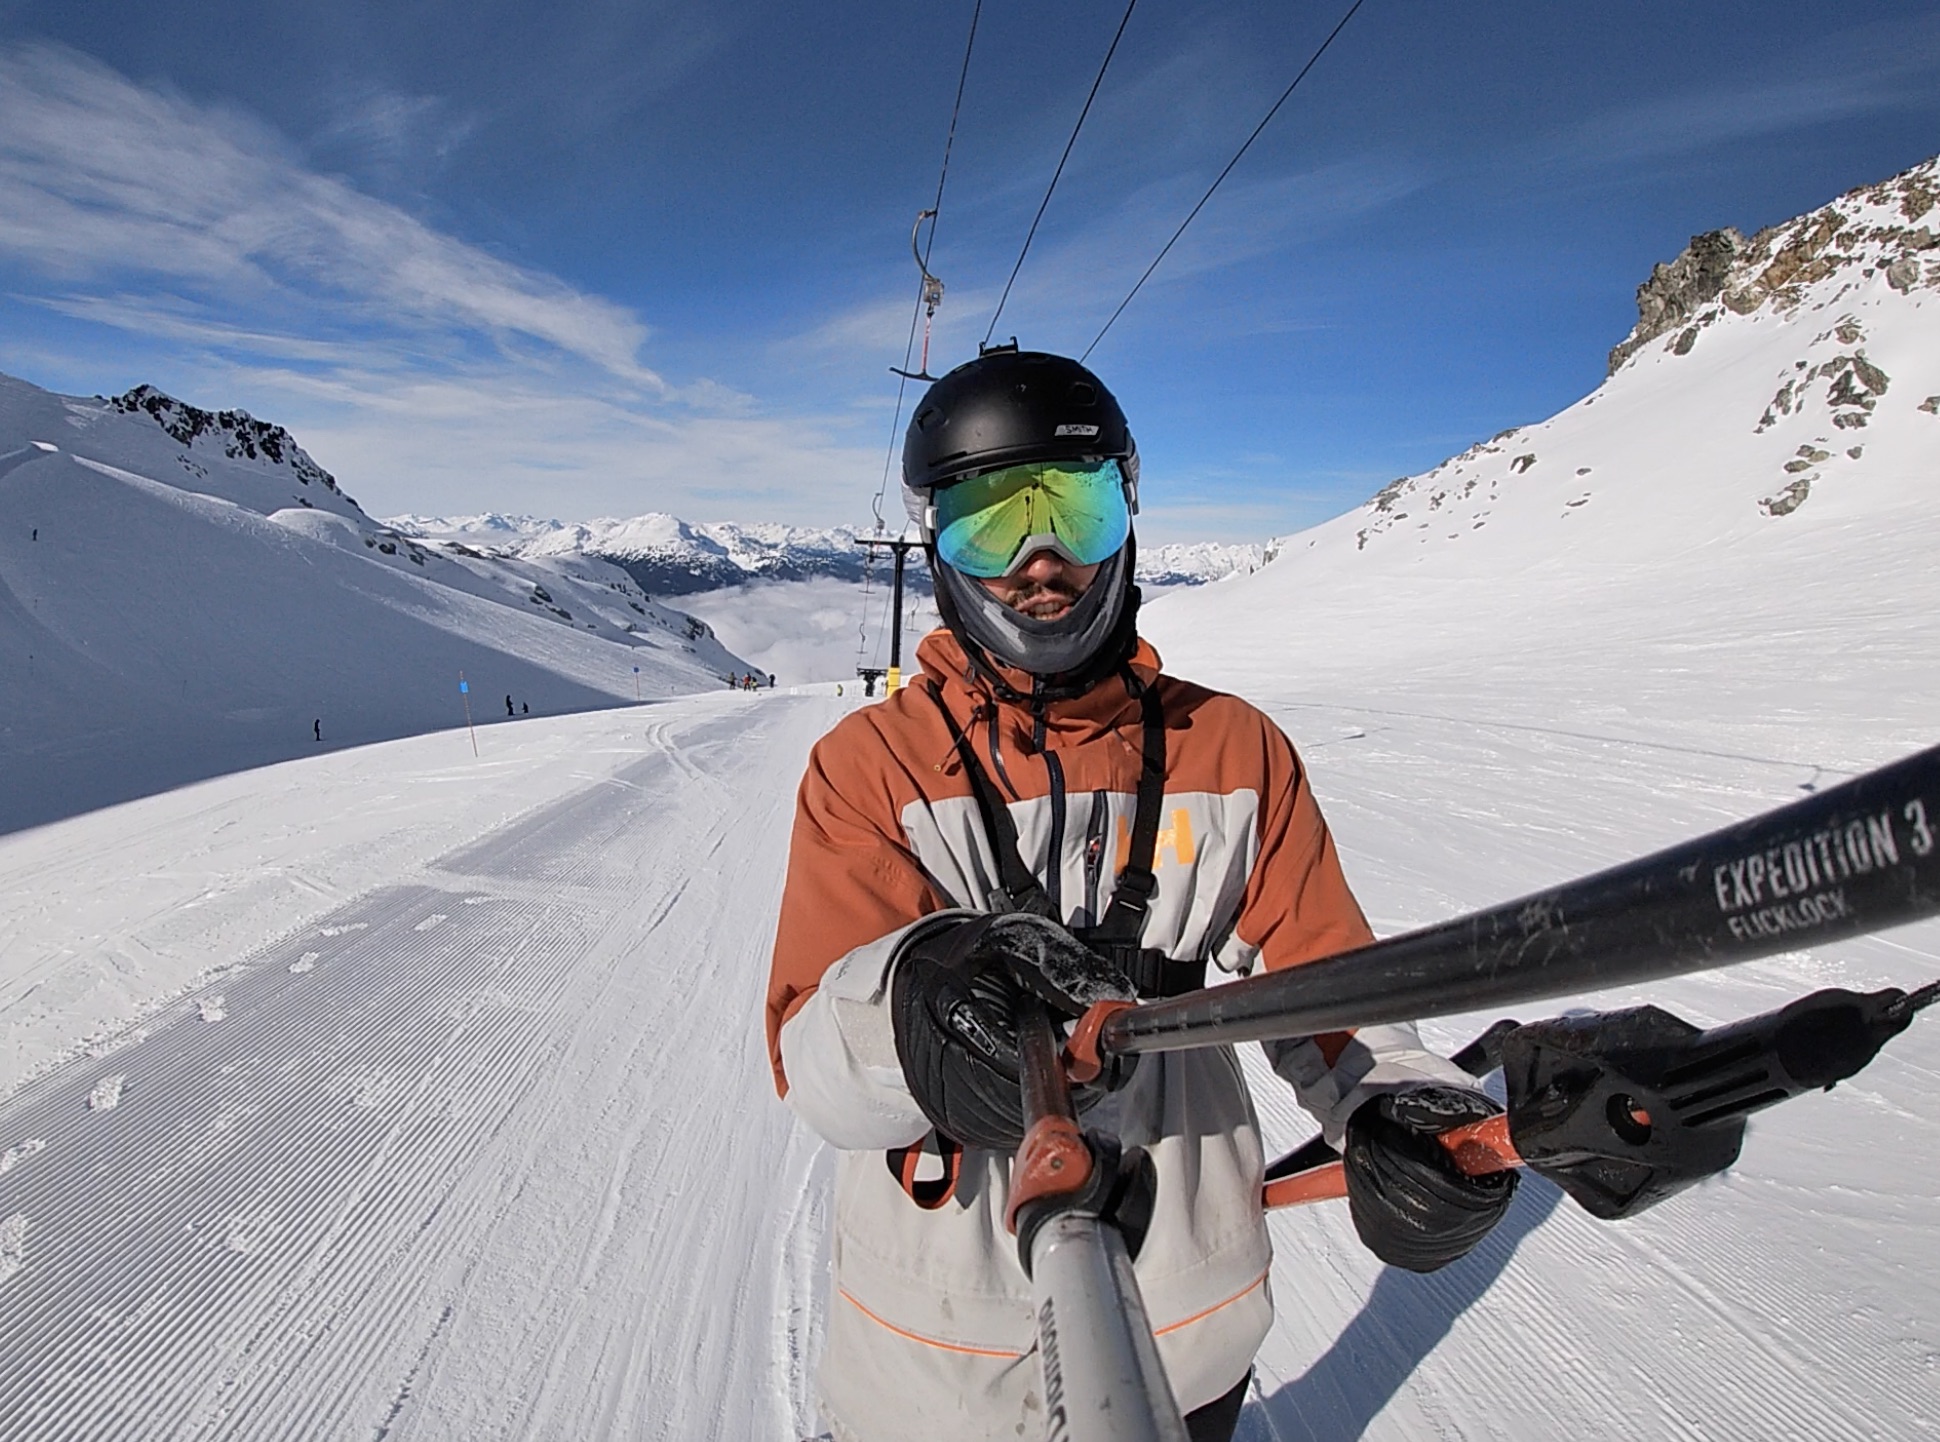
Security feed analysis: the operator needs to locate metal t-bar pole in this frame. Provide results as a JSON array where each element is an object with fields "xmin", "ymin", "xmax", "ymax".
[
  {"xmin": 1027, "ymin": 1215, "xmax": 1187, "ymax": 1442},
  {"xmin": 1012, "ymin": 1005, "xmax": 1188, "ymax": 1442},
  {"xmin": 890, "ymin": 544, "xmax": 908, "ymax": 691}
]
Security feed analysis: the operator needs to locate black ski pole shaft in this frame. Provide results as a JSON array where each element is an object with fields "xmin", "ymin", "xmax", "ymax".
[{"xmin": 1069, "ymin": 741, "xmax": 1940, "ymax": 1070}]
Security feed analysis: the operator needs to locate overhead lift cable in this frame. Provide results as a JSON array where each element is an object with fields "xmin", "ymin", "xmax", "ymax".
[
  {"xmin": 860, "ymin": 0, "xmax": 984, "ymax": 671},
  {"xmin": 868, "ymin": 0, "xmax": 984, "ymax": 541},
  {"xmin": 1080, "ymin": 0, "xmax": 1369, "ymax": 362},
  {"xmin": 983, "ymin": 0, "xmax": 1141, "ymax": 347}
]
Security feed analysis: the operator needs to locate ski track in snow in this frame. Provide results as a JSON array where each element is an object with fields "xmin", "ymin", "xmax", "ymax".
[
  {"xmin": 1235, "ymin": 706, "xmax": 1940, "ymax": 1441},
  {"xmin": 0, "ymin": 697, "xmax": 812, "ymax": 1441},
  {"xmin": 0, "ymin": 692, "xmax": 1933, "ymax": 1439}
]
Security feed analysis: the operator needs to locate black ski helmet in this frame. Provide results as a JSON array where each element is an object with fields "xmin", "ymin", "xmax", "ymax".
[
  {"xmin": 903, "ymin": 346, "xmax": 1141, "ymax": 696},
  {"xmin": 902, "ymin": 346, "xmax": 1138, "ymax": 493}
]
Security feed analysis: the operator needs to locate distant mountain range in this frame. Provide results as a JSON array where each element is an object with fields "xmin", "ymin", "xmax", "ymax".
[{"xmin": 384, "ymin": 512, "xmax": 1269, "ymax": 596}]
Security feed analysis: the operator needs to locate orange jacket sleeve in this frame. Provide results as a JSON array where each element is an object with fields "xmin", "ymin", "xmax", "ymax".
[
  {"xmin": 764, "ymin": 714, "xmax": 951, "ymax": 1097},
  {"xmin": 1225, "ymin": 711, "xmax": 1375, "ymax": 974}
]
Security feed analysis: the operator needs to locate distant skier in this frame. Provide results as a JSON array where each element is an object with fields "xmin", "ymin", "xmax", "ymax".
[
  {"xmin": 313, "ymin": 719, "xmax": 321, "ymax": 742},
  {"xmin": 521, "ymin": 701, "xmax": 529, "ymax": 715},
  {"xmin": 506, "ymin": 694, "xmax": 515, "ymax": 717},
  {"xmin": 765, "ymin": 349, "xmax": 1512, "ymax": 1442}
]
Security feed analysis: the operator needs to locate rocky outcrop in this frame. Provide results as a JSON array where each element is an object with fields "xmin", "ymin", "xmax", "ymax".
[
  {"xmin": 1606, "ymin": 228, "xmax": 1746, "ymax": 375},
  {"xmin": 1755, "ymin": 328, "xmax": 1892, "ymax": 434},
  {"xmin": 110, "ymin": 385, "xmax": 342, "ymax": 494},
  {"xmin": 1606, "ymin": 156, "xmax": 1940, "ymax": 378}
]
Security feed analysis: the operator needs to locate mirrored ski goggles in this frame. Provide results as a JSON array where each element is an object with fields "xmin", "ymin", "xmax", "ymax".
[{"xmin": 929, "ymin": 458, "xmax": 1132, "ymax": 579}]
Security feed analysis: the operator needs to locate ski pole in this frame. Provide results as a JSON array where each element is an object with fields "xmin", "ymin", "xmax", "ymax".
[
  {"xmin": 1008, "ymin": 1000, "xmax": 1189, "ymax": 1442},
  {"xmin": 1260, "ymin": 980, "xmax": 1939, "ymax": 1215},
  {"xmin": 1068, "ymin": 740, "xmax": 1940, "ymax": 1082}
]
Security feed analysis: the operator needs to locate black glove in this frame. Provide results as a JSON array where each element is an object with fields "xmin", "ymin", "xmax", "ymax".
[
  {"xmin": 890, "ymin": 913, "xmax": 1134, "ymax": 1150},
  {"xmin": 1342, "ymin": 1086, "xmax": 1518, "ymax": 1273}
]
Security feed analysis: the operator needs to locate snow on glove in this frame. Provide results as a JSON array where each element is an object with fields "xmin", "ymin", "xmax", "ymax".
[
  {"xmin": 971, "ymin": 913, "xmax": 1135, "ymax": 1016},
  {"xmin": 1342, "ymin": 1085, "xmax": 1518, "ymax": 1273},
  {"xmin": 890, "ymin": 914, "xmax": 1133, "ymax": 1151}
]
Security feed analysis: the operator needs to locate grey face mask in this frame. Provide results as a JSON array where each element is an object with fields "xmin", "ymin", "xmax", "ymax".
[{"xmin": 933, "ymin": 543, "xmax": 1132, "ymax": 679}]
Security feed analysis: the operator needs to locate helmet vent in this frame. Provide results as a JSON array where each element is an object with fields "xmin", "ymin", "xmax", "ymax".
[{"xmin": 1068, "ymin": 382, "xmax": 1096, "ymax": 406}]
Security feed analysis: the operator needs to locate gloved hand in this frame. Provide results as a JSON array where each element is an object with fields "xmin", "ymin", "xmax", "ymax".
[
  {"xmin": 891, "ymin": 913, "xmax": 1134, "ymax": 1150},
  {"xmin": 1342, "ymin": 1085, "xmax": 1518, "ymax": 1273}
]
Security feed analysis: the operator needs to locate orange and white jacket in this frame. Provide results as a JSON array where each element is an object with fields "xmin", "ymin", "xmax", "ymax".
[{"xmin": 766, "ymin": 630, "xmax": 1474, "ymax": 1441}]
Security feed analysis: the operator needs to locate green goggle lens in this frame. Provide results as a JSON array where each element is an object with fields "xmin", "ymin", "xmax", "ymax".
[{"xmin": 931, "ymin": 459, "xmax": 1131, "ymax": 578}]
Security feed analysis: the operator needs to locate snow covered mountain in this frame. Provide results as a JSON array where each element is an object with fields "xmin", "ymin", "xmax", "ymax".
[
  {"xmin": 0, "ymin": 376, "xmax": 753, "ymax": 834},
  {"xmin": 391, "ymin": 513, "xmax": 875, "ymax": 593},
  {"xmin": 1150, "ymin": 153, "xmax": 1940, "ymax": 769},
  {"xmin": 387, "ymin": 511, "xmax": 1267, "ymax": 595},
  {"xmin": 385, "ymin": 511, "xmax": 1266, "ymax": 686}
]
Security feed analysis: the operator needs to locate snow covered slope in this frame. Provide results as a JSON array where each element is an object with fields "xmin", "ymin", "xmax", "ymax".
[
  {"xmin": 1146, "ymin": 154, "xmax": 1940, "ymax": 771},
  {"xmin": 0, "ymin": 694, "xmax": 1933, "ymax": 1440},
  {"xmin": 0, "ymin": 375, "xmax": 751, "ymax": 834}
]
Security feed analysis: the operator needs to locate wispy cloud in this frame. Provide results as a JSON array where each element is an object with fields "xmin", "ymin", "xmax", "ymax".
[
  {"xmin": 0, "ymin": 42, "xmax": 881, "ymax": 522},
  {"xmin": 0, "ymin": 44, "xmax": 659, "ymax": 386},
  {"xmin": 28, "ymin": 293, "xmax": 381, "ymax": 367},
  {"xmin": 792, "ymin": 154, "xmax": 1423, "ymax": 367},
  {"xmin": 1529, "ymin": 14, "xmax": 1940, "ymax": 176},
  {"xmin": 244, "ymin": 366, "xmax": 877, "ymax": 524},
  {"xmin": 312, "ymin": 88, "xmax": 479, "ymax": 183}
]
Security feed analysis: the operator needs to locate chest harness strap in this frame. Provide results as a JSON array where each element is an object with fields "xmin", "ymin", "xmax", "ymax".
[
  {"xmin": 922, "ymin": 676, "xmax": 1205, "ymax": 1000},
  {"xmin": 888, "ymin": 676, "xmax": 1202, "ymax": 1207}
]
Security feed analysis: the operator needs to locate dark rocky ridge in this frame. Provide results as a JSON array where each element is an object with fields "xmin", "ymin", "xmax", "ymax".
[
  {"xmin": 109, "ymin": 385, "xmax": 346, "ymax": 498},
  {"xmin": 1606, "ymin": 229, "xmax": 1747, "ymax": 375},
  {"xmin": 1606, "ymin": 156, "xmax": 1939, "ymax": 377}
]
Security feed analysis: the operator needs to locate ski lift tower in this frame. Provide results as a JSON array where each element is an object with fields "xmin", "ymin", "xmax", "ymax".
[{"xmin": 856, "ymin": 536, "xmax": 921, "ymax": 695}]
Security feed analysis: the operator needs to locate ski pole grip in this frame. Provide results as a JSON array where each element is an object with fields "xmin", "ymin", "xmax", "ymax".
[
  {"xmin": 1006, "ymin": 1116, "xmax": 1095, "ymax": 1235},
  {"xmin": 1261, "ymin": 1116, "xmax": 1521, "ymax": 1211},
  {"xmin": 1065, "ymin": 999, "xmax": 1136, "ymax": 1084},
  {"xmin": 1438, "ymin": 1112, "xmax": 1520, "ymax": 1177}
]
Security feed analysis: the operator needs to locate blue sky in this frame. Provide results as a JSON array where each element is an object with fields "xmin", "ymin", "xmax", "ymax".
[{"xmin": 1, "ymin": 1, "xmax": 1937, "ymax": 542}]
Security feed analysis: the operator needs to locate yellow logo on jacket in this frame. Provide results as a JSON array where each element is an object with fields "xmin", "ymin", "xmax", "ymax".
[{"xmin": 1116, "ymin": 808, "xmax": 1197, "ymax": 869}]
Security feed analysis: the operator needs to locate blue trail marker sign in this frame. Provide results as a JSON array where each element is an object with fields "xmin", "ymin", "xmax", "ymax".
[{"xmin": 458, "ymin": 672, "xmax": 478, "ymax": 756}]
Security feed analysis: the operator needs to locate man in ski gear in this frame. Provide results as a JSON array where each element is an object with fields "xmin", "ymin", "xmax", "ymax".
[{"xmin": 766, "ymin": 347, "xmax": 1512, "ymax": 1442}]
